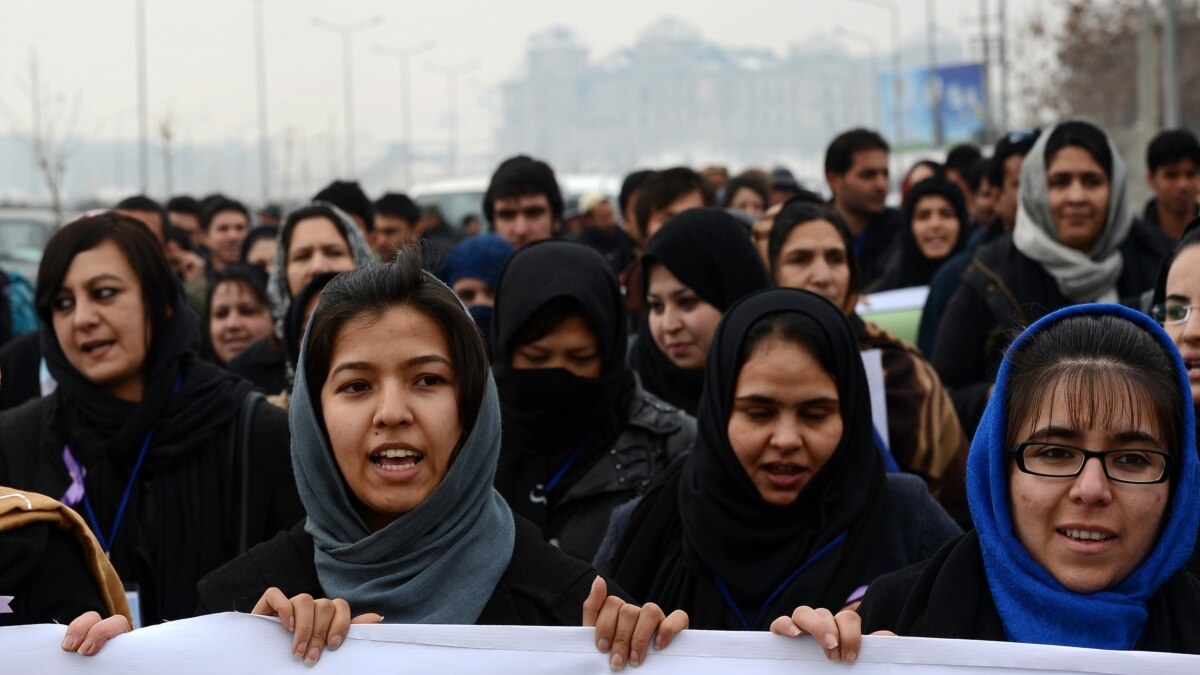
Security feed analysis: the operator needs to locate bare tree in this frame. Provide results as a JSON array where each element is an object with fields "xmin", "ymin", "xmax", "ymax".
[{"xmin": 2, "ymin": 51, "xmax": 81, "ymax": 224}]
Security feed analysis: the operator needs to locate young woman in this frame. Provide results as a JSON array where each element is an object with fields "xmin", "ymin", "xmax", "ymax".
[
  {"xmin": 440, "ymin": 232, "xmax": 515, "ymax": 354},
  {"xmin": 721, "ymin": 176, "xmax": 769, "ymax": 219},
  {"xmin": 774, "ymin": 303, "xmax": 1200, "ymax": 657},
  {"xmin": 768, "ymin": 201, "xmax": 968, "ymax": 519},
  {"xmin": 602, "ymin": 288, "xmax": 959, "ymax": 630},
  {"xmin": 874, "ymin": 177, "xmax": 969, "ymax": 292},
  {"xmin": 0, "ymin": 214, "xmax": 302, "ymax": 626},
  {"xmin": 932, "ymin": 121, "xmax": 1173, "ymax": 436},
  {"xmin": 629, "ymin": 208, "xmax": 771, "ymax": 415},
  {"xmin": 491, "ymin": 241, "xmax": 694, "ymax": 562},
  {"xmin": 229, "ymin": 203, "xmax": 372, "ymax": 396},
  {"xmin": 205, "ymin": 263, "xmax": 273, "ymax": 367}
]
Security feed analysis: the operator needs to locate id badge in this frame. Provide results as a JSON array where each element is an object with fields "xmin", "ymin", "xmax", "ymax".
[{"xmin": 123, "ymin": 583, "xmax": 143, "ymax": 629}]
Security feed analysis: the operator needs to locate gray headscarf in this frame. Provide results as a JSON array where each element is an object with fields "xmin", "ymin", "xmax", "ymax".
[
  {"xmin": 289, "ymin": 270, "xmax": 516, "ymax": 624},
  {"xmin": 266, "ymin": 201, "xmax": 375, "ymax": 340},
  {"xmin": 1012, "ymin": 121, "xmax": 1132, "ymax": 303}
]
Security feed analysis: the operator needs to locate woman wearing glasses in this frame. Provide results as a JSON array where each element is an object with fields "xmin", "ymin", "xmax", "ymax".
[{"xmin": 772, "ymin": 303, "xmax": 1200, "ymax": 657}]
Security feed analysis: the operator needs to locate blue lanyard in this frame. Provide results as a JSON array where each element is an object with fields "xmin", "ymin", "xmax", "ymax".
[
  {"xmin": 80, "ymin": 374, "xmax": 183, "ymax": 554},
  {"xmin": 713, "ymin": 529, "xmax": 849, "ymax": 631},
  {"xmin": 528, "ymin": 441, "xmax": 585, "ymax": 505},
  {"xmin": 872, "ymin": 426, "xmax": 901, "ymax": 473}
]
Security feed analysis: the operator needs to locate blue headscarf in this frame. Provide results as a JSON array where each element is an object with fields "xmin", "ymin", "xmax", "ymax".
[
  {"xmin": 441, "ymin": 234, "xmax": 515, "ymax": 288},
  {"xmin": 969, "ymin": 303, "xmax": 1200, "ymax": 649}
]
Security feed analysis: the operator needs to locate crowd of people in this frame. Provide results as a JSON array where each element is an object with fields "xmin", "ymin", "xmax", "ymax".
[{"xmin": 2, "ymin": 118, "xmax": 1200, "ymax": 667}]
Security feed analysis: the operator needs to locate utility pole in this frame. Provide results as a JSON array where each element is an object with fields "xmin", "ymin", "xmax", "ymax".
[
  {"xmin": 313, "ymin": 15, "xmax": 383, "ymax": 178},
  {"xmin": 998, "ymin": 0, "xmax": 1009, "ymax": 133},
  {"xmin": 979, "ymin": 0, "xmax": 992, "ymax": 142},
  {"xmin": 847, "ymin": 0, "xmax": 902, "ymax": 145},
  {"xmin": 1163, "ymin": 0, "xmax": 1180, "ymax": 128},
  {"xmin": 136, "ymin": 0, "xmax": 149, "ymax": 192},
  {"xmin": 926, "ymin": 0, "xmax": 944, "ymax": 148},
  {"xmin": 427, "ymin": 59, "xmax": 479, "ymax": 177},
  {"xmin": 374, "ymin": 40, "xmax": 435, "ymax": 189},
  {"xmin": 252, "ymin": 0, "xmax": 271, "ymax": 204},
  {"xmin": 835, "ymin": 27, "xmax": 881, "ymax": 129}
]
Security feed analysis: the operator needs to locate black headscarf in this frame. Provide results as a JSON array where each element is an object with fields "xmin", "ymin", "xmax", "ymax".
[
  {"xmin": 611, "ymin": 288, "xmax": 886, "ymax": 630},
  {"xmin": 630, "ymin": 208, "xmax": 770, "ymax": 414},
  {"xmin": 43, "ymin": 283, "xmax": 253, "ymax": 622},
  {"xmin": 878, "ymin": 177, "xmax": 969, "ymax": 291},
  {"xmin": 491, "ymin": 240, "xmax": 636, "ymax": 530}
]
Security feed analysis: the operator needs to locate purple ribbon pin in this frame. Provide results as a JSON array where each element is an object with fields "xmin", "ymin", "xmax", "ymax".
[
  {"xmin": 61, "ymin": 446, "xmax": 86, "ymax": 508},
  {"xmin": 0, "ymin": 596, "xmax": 12, "ymax": 614}
]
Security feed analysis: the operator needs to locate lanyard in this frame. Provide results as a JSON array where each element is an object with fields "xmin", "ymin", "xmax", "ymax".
[
  {"xmin": 713, "ymin": 529, "xmax": 849, "ymax": 631},
  {"xmin": 528, "ymin": 441, "xmax": 585, "ymax": 505},
  {"xmin": 78, "ymin": 373, "xmax": 184, "ymax": 554}
]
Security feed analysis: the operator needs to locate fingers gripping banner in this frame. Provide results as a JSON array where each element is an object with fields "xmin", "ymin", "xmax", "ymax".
[{"xmin": 3, "ymin": 613, "xmax": 1199, "ymax": 673}]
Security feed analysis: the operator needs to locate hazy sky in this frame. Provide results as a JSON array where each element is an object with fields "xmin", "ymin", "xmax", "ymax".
[{"xmin": 0, "ymin": 0, "xmax": 1040, "ymax": 190}]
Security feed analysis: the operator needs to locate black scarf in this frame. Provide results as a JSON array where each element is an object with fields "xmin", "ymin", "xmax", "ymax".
[
  {"xmin": 491, "ymin": 241, "xmax": 635, "ymax": 531},
  {"xmin": 611, "ymin": 288, "xmax": 886, "ymax": 630},
  {"xmin": 879, "ymin": 177, "xmax": 970, "ymax": 291},
  {"xmin": 630, "ymin": 209, "xmax": 770, "ymax": 415},
  {"xmin": 43, "ymin": 284, "xmax": 253, "ymax": 622}
]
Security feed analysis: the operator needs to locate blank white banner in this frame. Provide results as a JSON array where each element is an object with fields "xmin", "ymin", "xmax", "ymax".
[{"xmin": 2, "ymin": 612, "xmax": 1198, "ymax": 673}]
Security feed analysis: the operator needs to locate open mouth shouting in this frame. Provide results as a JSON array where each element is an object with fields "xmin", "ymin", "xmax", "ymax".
[{"xmin": 370, "ymin": 444, "xmax": 425, "ymax": 479}]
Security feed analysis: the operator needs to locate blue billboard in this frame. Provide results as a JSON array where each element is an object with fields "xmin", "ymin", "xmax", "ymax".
[{"xmin": 879, "ymin": 62, "xmax": 986, "ymax": 148}]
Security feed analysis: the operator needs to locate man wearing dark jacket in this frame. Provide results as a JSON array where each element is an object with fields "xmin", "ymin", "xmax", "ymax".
[
  {"xmin": 824, "ymin": 128, "xmax": 900, "ymax": 288},
  {"xmin": 1142, "ymin": 129, "xmax": 1200, "ymax": 241}
]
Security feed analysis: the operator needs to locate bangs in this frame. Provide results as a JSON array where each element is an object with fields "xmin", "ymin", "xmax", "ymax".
[{"xmin": 1007, "ymin": 361, "xmax": 1177, "ymax": 455}]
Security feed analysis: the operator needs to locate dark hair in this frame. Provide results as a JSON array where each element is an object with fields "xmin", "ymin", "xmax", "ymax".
[
  {"xmin": 115, "ymin": 194, "xmax": 168, "ymax": 237},
  {"xmin": 239, "ymin": 224, "xmax": 279, "ymax": 261},
  {"xmin": 741, "ymin": 311, "xmax": 836, "ymax": 383},
  {"xmin": 281, "ymin": 204, "xmax": 351, "ymax": 257},
  {"xmin": 483, "ymin": 155, "xmax": 564, "ymax": 224},
  {"xmin": 201, "ymin": 197, "xmax": 250, "ymax": 231},
  {"xmin": 36, "ymin": 213, "xmax": 176, "ymax": 348},
  {"xmin": 314, "ymin": 181, "xmax": 375, "ymax": 233},
  {"xmin": 164, "ymin": 225, "xmax": 193, "ymax": 252},
  {"xmin": 1151, "ymin": 218, "xmax": 1200, "ymax": 308},
  {"xmin": 1044, "ymin": 121, "xmax": 1113, "ymax": 179},
  {"xmin": 633, "ymin": 167, "xmax": 716, "ymax": 238},
  {"xmin": 1147, "ymin": 129, "xmax": 1200, "ymax": 175},
  {"xmin": 206, "ymin": 262, "xmax": 270, "ymax": 315},
  {"xmin": 901, "ymin": 159, "xmax": 945, "ymax": 194},
  {"xmin": 506, "ymin": 297, "xmax": 592, "ymax": 360},
  {"xmin": 375, "ymin": 192, "xmax": 421, "ymax": 223},
  {"xmin": 618, "ymin": 169, "xmax": 655, "ymax": 216},
  {"xmin": 967, "ymin": 157, "xmax": 992, "ymax": 192},
  {"xmin": 721, "ymin": 176, "xmax": 769, "ymax": 211},
  {"xmin": 824, "ymin": 128, "xmax": 890, "ymax": 176},
  {"xmin": 988, "ymin": 128, "xmax": 1042, "ymax": 188},
  {"xmin": 944, "ymin": 144, "xmax": 982, "ymax": 176},
  {"xmin": 305, "ymin": 245, "xmax": 487, "ymax": 439},
  {"xmin": 902, "ymin": 177, "xmax": 969, "ymax": 235},
  {"xmin": 166, "ymin": 195, "xmax": 201, "ymax": 216},
  {"xmin": 767, "ymin": 200, "xmax": 861, "ymax": 301},
  {"xmin": 1006, "ymin": 314, "xmax": 1184, "ymax": 458}
]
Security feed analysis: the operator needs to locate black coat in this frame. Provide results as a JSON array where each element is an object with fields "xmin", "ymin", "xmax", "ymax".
[
  {"xmin": 228, "ymin": 337, "xmax": 288, "ymax": 396},
  {"xmin": 0, "ymin": 393, "xmax": 303, "ymax": 624},
  {"xmin": 859, "ymin": 532, "xmax": 1200, "ymax": 654},
  {"xmin": 0, "ymin": 521, "xmax": 108, "ymax": 627},
  {"xmin": 856, "ymin": 207, "xmax": 902, "ymax": 290},
  {"xmin": 0, "ymin": 330, "xmax": 42, "ymax": 413},
  {"xmin": 196, "ymin": 515, "xmax": 622, "ymax": 626},
  {"xmin": 930, "ymin": 224, "xmax": 1172, "ymax": 436}
]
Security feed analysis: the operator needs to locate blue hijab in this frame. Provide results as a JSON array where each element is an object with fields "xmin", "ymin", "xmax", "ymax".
[{"xmin": 969, "ymin": 303, "xmax": 1200, "ymax": 649}]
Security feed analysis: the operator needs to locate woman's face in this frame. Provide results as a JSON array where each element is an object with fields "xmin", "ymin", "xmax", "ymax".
[
  {"xmin": 646, "ymin": 264, "xmax": 723, "ymax": 370},
  {"xmin": 911, "ymin": 194, "xmax": 961, "ymax": 260},
  {"xmin": 209, "ymin": 280, "xmax": 273, "ymax": 365},
  {"xmin": 773, "ymin": 221, "xmax": 852, "ymax": 312},
  {"xmin": 727, "ymin": 337, "xmax": 842, "ymax": 506},
  {"xmin": 511, "ymin": 314, "xmax": 602, "ymax": 378},
  {"xmin": 1046, "ymin": 146, "xmax": 1111, "ymax": 252},
  {"xmin": 320, "ymin": 305, "xmax": 462, "ymax": 531},
  {"xmin": 50, "ymin": 239, "xmax": 151, "ymax": 402},
  {"xmin": 452, "ymin": 278, "xmax": 494, "ymax": 309},
  {"xmin": 287, "ymin": 217, "xmax": 354, "ymax": 296},
  {"xmin": 730, "ymin": 187, "xmax": 766, "ymax": 219},
  {"xmin": 245, "ymin": 237, "xmax": 277, "ymax": 273},
  {"xmin": 1008, "ymin": 380, "xmax": 1170, "ymax": 593},
  {"xmin": 1162, "ymin": 246, "xmax": 1200, "ymax": 403}
]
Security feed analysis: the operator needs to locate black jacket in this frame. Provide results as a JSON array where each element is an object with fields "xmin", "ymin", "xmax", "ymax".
[
  {"xmin": 857, "ymin": 207, "xmax": 902, "ymax": 290},
  {"xmin": 0, "ymin": 330, "xmax": 42, "ymax": 412},
  {"xmin": 860, "ymin": 532, "xmax": 1200, "ymax": 654},
  {"xmin": 196, "ymin": 515, "xmax": 622, "ymax": 626},
  {"xmin": 547, "ymin": 385, "xmax": 695, "ymax": 562},
  {"xmin": 0, "ymin": 521, "xmax": 108, "ymax": 627},
  {"xmin": 228, "ymin": 337, "xmax": 288, "ymax": 396},
  {"xmin": 930, "ymin": 224, "xmax": 1172, "ymax": 435},
  {"xmin": 0, "ymin": 393, "xmax": 303, "ymax": 624}
]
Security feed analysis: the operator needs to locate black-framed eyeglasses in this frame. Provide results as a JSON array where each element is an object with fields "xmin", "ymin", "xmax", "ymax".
[
  {"xmin": 1151, "ymin": 300, "xmax": 1200, "ymax": 326},
  {"xmin": 1011, "ymin": 442, "xmax": 1174, "ymax": 484}
]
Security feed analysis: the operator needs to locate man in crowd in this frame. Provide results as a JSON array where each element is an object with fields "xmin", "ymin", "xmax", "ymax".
[
  {"xmin": 314, "ymin": 180, "xmax": 374, "ymax": 245},
  {"xmin": 202, "ymin": 197, "xmax": 251, "ymax": 274},
  {"xmin": 824, "ymin": 128, "xmax": 899, "ymax": 287},
  {"xmin": 483, "ymin": 155, "xmax": 563, "ymax": 249},
  {"xmin": 635, "ymin": 167, "xmax": 715, "ymax": 242},
  {"xmin": 943, "ymin": 143, "xmax": 982, "ymax": 216},
  {"xmin": 1143, "ymin": 129, "xmax": 1200, "ymax": 240},
  {"xmin": 373, "ymin": 192, "xmax": 422, "ymax": 262},
  {"xmin": 116, "ymin": 195, "xmax": 168, "ymax": 243},
  {"xmin": 570, "ymin": 192, "xmax": 634, "ymax": 275},
  {"xmin": 166, "ymin": 195, "xmax": 204, "ymax": 250}
]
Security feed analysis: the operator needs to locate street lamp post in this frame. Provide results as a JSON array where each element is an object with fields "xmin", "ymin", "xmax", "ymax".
[
  {"xmin": 313, "ymin": 15, "xmax": 383, "ymax": 178},
  {"xmin": 834, "ymin": 27, "xmax": 881, "ymax": 130},
  {"xmin": 427, "ymin": 59, "xmax": 480, "ymax": 177},
  {"xmin": 136, "ymin": 0, "xmax": 149, "ymax": 192},
  {"xmin": 252, "ymin": 0, "xmax": 270, "ymax": 204},
  {"xmin": 847, "ymin": 0, "xmax": 902, "ymax": 146},
  {"xmin": 374, "ymin": 40, "xmax": 435, "ymax": 189}
]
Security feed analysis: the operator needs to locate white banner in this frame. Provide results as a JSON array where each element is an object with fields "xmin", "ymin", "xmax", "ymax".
[{"xmin": 2, "ymin": 612, "xmax": 1198, "ymax": 674}]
